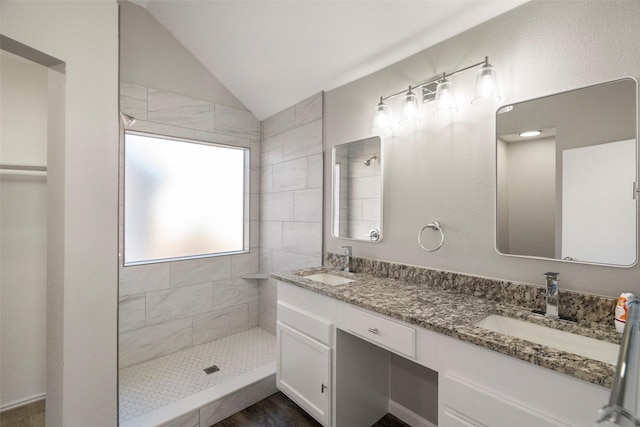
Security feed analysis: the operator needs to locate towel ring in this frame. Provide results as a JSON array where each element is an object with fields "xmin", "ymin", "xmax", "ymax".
[{"xmin": 418, "ymin": 221, "xmax": 444, "ymax": 252}]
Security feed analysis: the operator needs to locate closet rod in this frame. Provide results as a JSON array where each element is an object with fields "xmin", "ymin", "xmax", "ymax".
[{"xmin": 0, "ymin": 164, "xmax": 47, "ymax": 172}]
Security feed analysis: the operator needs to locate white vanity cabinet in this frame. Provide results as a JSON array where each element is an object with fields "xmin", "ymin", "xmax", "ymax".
[
  {"xmin": 276, "ymin": 288, "xmax": 336, "ymax": 427},
  {"xmin": 276, "ymin": 280, "xmax": 610, "ymax": 427}
]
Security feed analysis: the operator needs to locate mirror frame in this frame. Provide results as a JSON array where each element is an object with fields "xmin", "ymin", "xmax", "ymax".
[
  {"xmin": 494, "ymin": 77, "xmax": 639, "ymax": 268},
  {"xmin": 331, "ymin": 136, "xmax": 384, "ymax": 243}
]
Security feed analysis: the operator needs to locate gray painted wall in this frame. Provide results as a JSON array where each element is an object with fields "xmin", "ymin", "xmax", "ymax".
[
  {"xmin": 119, "ymin": 1, "xmax": 246, "ymax": 112},
  {"xmin": 324, "ymin": 1, "xmax": 640, "ymax": 298}
]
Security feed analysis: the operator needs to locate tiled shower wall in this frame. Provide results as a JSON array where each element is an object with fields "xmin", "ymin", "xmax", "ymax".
[
  {"xmin": 118, "ymin": 82, "xmax": 262, "ymax": 368},
  {"xmin": 345, "ymin": 140, "xmax": 381, "ymax": 239},
  {"xmin": 258, "ymin": 93, "xmax": 324, "ymax": 334}
]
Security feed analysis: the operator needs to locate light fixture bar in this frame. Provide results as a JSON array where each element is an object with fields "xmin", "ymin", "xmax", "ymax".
[{"xmin": 379, "ymin": 58, "xmax": 487, "ymax": 102}]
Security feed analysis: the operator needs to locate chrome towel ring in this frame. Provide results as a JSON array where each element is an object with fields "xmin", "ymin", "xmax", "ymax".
[{"xmin": 418, "ymin": 221, "xmax": 444, "ymax": 252}]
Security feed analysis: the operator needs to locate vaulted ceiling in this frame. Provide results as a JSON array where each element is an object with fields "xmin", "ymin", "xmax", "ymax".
[{"xmin": 131, "ymin": 1, "xmax": 528, "ymax": 120}]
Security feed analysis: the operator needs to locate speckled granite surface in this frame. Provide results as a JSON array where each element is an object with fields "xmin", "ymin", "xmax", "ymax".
[{"xmin": 272, "ymin": 255, "xmax": 620, "ymax": 388}]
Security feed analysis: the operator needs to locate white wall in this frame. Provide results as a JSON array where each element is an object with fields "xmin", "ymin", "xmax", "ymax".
[
  {"xmin": 1, "ymin": 2, "xmax": 119, "ymax": 426},
  {"xmin": 325, "ymin": 1, "xmax": 640, "ymax": 297},
  {"xmin": 0, "ymin": 51, "xmax": 48, "ymax": 409}
]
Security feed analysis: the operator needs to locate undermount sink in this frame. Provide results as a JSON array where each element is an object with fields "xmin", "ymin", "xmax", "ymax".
[
  {"xmin": 304, "ymin": 273, "xmax": 354, "ymax": 286},
  {"xmin": 476, "ymin": 314, "xmax": 619, "ymax": 365}
]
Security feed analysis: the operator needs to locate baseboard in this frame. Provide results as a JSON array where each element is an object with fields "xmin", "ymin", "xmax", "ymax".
[
  {"xmin": 388, "ymin": 399, "xmax": 437, "ymax": 427},
  {"xmin": 0, "ymin": 393, "xmax": 46, "ymax": 413}
]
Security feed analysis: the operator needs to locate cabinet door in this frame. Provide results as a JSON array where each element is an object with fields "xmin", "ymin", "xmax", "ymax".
[{"xmin": 277, "ymin": 321, "xmax": 331, "ymax": 426}]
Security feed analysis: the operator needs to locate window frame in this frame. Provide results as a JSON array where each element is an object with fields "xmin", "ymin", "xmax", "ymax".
[{"xmin": 122, "ymin": 130, "xmax": 250, "ymax": 266}]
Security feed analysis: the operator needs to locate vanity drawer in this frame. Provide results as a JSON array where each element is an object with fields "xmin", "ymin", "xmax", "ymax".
[
  {"xmin": 277, "ymin": 302, "xmax": 332, "ymax": 346},
  {"xmin": 345, "ymin": 307, "xmax": 416, "ymax": 358}
]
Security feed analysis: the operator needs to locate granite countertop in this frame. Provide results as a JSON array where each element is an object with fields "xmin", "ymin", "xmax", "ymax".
[{"xmin": 272, "ymin": 266, "xmax": 619, "ymax": 388}]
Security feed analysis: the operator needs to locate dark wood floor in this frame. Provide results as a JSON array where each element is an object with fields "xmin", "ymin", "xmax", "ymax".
[
  {"xmin": 0, "ymin": 400, "xmax": 45, "ymax": 427},
  {"xmin": 212, "ymin": 392, "xmax": 411, "ymax": 427}
]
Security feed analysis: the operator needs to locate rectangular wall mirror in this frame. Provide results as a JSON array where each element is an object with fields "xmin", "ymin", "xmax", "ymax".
[
  {"xmin": 332, "ymin": 136, "xmax": 383, "ymax": 242},
  {"xmin": 496, "ymin": 78, "xmax": 638, "ymax": 267}
]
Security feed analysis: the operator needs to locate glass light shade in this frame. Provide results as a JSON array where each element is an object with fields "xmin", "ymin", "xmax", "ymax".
[
  {"xmin": 472, "ymin": 64, "xmax": 500, "ymax": 104},
  {"xmin": 434, "ymin": 80, "xmax": 458, "ymax": 114},
  {"xmin": 372, "ymin": 98, "xmax": 392, "ymax": 134},
  {"xmin": 400, "ymin": 87, "xmax": 420, "ymax": 123}
]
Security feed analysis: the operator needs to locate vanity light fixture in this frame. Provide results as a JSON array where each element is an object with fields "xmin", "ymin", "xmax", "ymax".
[
  {"xmin": 472, "ymin": 57, "xmax": 501, "ymax": 104},
  {"xmin": 399, "ymin": 86, "xmax": 421, "ymax": 123},
  {"xmin": 434, "ymin": 73, "xmax": 458, "ymax": 114},
  {"xmin": 519, "ymin": 130, "xmax": 542, "ymax": 138},
  {"xmin": 372, "ymin": 56, "xmax": 500, "ymax": 134},
  {"xmin": 372, "ymin": 97, "xmax": 392, "ymax": 134}
]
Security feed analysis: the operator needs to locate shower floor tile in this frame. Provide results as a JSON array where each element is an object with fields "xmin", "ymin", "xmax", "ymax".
[{"xmin": 119, "ymin": 327, "xmax": 276, "ymax": 425}]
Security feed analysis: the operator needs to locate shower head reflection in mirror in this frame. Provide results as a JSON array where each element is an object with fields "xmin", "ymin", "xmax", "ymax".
[{"xmin": 332, "ymin": 136, "xmax": 383, "ymax": 242}]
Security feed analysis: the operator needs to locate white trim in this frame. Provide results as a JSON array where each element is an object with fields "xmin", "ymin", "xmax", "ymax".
[
  {"xmin": 0, "ymin": 393, "xmax": 46, "ymax": 412},
  {"xmin": 389, "ymin": 399, "xmax": 437, "ymax": 427}
]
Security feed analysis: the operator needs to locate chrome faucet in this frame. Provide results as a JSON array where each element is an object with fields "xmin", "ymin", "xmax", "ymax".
[
  {"xmin": 543, "ymin": 272, "xmax": 560, "ymax": 319},
  {"xmin": 339, "ymin": 246, "xmax": 352, "ymax": 272}
]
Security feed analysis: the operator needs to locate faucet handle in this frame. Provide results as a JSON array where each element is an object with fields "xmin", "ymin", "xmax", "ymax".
[{"xmin": 543, "ymin": 272, "xmax": 559, "ymax": 278}]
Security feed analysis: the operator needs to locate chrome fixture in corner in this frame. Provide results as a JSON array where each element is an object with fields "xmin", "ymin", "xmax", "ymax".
[
  {"xmin": 372, "ymin": 56, "xmax": 500, "ymax": 134},
  {"xmin": 120, "ymin": 112, "xmax": 136, "ymax": 127}
]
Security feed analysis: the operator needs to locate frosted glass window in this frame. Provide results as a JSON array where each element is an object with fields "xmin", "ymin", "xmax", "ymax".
[{"xmin": 124, "ymin": 132, "xmax": 248, "ymax": 265}]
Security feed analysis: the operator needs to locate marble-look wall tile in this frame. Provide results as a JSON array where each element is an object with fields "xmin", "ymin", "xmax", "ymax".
[
  {"xmin": 307, "ymin": 153, "xmax": 323, "ymax": 189},
  {"xmin": 261, "ymin": 191, "xmax": 294, "ymax": 221},
  {"xmin": 261, "ymin": 134, "xmax": 284, "ymax": 166},
  {"xmin": 272, "ymin": 157, "xmax": 307, "ymax": 191},
  {"xmin": 170, "ymin": 256, "xmax": 232, "ymax": 288},
  {"xmin": 231, "ymin": 251, "xmax": 259, "ymax": 278},
  {"xmin": 282, "ymin": 222, "xmax": 322, "ymax": 256},
  {"xmin": 194, "ymin": 130, "xmax": 251, "ymax": 148},
  {"xmin": 250, "ymin": 168, "xmax": 260, "ymax": 194},
  {"xmin": 352, "ymin": 175, "xmax": 380, "ymax": 199},
  {"xmin": 250, "ymin": 141, "xmax": 260, "ymax": 169},
  {"xmin": 212, "ymin": 278, "xmax": 259, "ymax": 310},
  {"xmin": 363, "ymin": 198, "xmax": 381, "ymax": 221},
  {"xmin": 306, "ymin": 256, "xmax": 322, "ymax": 268},
  {"xmin": 119, "ymin": 318, "xmax": 192, "ymax": 368},
  {"xmin": 294, "ymin": 188, "xmax": 323, "ymax": 222},
  {"xmin": 260, "ymin": 165, "xmax": 273, "ymax": 193},
  {"xmin": 271, "ymin": 249, "xmax": 309, "ymax": 272},
  {"xmin": 262, "ymin": 107, "xmax": 295, "ymax": 140},
  {"xmin": 260, "ymin": 221, "xmax": 283, "ymax": 250},
  {"xmin": 148, "ymin": 89, "xmax": 214, "ymax": 132},
  {"xmin": 250, "ymin": 221, "xmax": 260, "ymax": 249},
  {"xmin": 250, "ymin": 194, "xmax": 260, "ymax": 221},
  {"xmin": 120, "ymin": 82, "xmax": 148, "ymax": 120},
  {"xmin": 283, "ymin": 120, "xmax": 323, "ymax": 161},
  {"xmin": 214, "ymin": 105, "xmax": 260, "ymax": 140},
  {"xmin": 146, "ymin": 282, "xmax": 213, "ymax": 326},
  {"xmin": 192, "ymin": 305, "xmax": 249, "ymax": 346},
  {"xmin": 119, "ymin": 294, "xmax": 146, "ymax": 333},
  {"xmin": 295, "ymin": 92, "xmax": 322, "ymax": 127},
  {"xmin": 259, "ymin": 249, "xmax": 272, "ymax": 273},
  {"xmin": 120, "ymin": 262, "xmax": 171, "ymax": 297},
  {"xmin": 259, "ymin": 302, "xmax": 277, "ymax": 336},
  {"xmin": 129, "ymin": 119, "xmax": 196, "ymax": 140},
  {"xmin": 199, "ymin": 375, "xmax": 277, "ymax": 426},
  {"xmin": 249, "ymin": 302, "xmax": 260, "ymax": 328}
]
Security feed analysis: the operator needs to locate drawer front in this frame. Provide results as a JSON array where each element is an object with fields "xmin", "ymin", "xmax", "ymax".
[
  {"xmin": 345, "ymin": 307, "xmax": 416, "ymax": 358},
  {"xmin": 277, "ymin": 302, "xmax": 332, "ymax": 346},
  {"xmin": 441, "ymin": 373, "xmax": 570, "ymax": 427}
]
